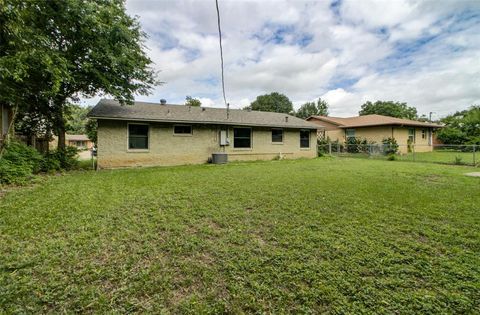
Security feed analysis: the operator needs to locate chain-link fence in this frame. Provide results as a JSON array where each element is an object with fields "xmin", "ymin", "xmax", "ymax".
[{"xmin": 318, "ymin": 143, "xmax": 478, "ymax": 166}]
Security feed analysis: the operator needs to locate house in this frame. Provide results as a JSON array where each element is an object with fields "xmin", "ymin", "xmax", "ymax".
[
  {"xmin": 0, "ymin": 104, "xmax": 14, "ymax": 146},
  {"xmin": 66, "ymin": 134, "xmax": 93, "ymax": 150},
  {"xmin": 307, "ymin": 114, "xmax": 443, "ymax": 153},
  {"xmin": 88, "ymin": 99, "xmax": 319, "ymax": 168}
]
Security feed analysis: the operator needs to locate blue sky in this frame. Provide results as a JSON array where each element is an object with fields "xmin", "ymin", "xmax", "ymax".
[{"xmin": 81, "ymin": 0, "xmax": 480, "ymax": 118}]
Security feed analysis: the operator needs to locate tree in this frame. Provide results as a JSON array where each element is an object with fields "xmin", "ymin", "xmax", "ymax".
[
  {"xmin": 66, "ymin": 104, "xmax": 91, "ymax": 134},
  {"xmin": 359, "ymin": 101, "xmax": 418, "ymax": 119},
  {"xmin": 248, "ymin": 92, "xmax": 293, "ymax": 114},
  {"xmin": 296, "ymin": 98, "xmax": 329, "ymax": 119},
  {"xmin": 0, "ymin": 1, "xmax": 66, "ymax": 153},
  {"xmin": 436, "ymin": 106, "xmax": 480, "ymax": 145},
  {"xmin": 85, "ymin": 119, "xmax": 98, "ymax": 145},
  {"xmin": 185, "ymin": 96, "xmax": 201, "ymax": 107},
  {"xmin": 1, "ymin": 0, "xmax": 157, "ymax": 151}
]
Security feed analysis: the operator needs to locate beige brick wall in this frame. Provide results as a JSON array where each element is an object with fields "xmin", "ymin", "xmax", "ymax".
[{"xmin": 97, "ymin": 120, "xmax": 317, "ymax": 168}]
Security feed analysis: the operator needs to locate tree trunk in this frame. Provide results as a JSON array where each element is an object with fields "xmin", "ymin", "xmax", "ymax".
[
  {"xmin": 0, "ymin": 104, "xmax": 18, "ymax": 157},
  {"xmin": 54, "ymin": 97, "xmax": 67, "ymax": 151},
  {"xmin": 57, "ymin": 116, "xmax": 66, "ymax": 151}
]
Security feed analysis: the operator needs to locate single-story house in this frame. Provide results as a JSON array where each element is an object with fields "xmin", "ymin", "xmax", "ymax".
[
  {"xmin": 0, "ymin": 104, "xmax": 14, "ymax": 146},
  {"xmin": 66, "ymin": 134, "xmax": 94, "ymax": 150},
  {"xmin": 88, "ymin": 99, "xmax": 319, "ymax": 168},
  {"xmin": 307, "ymin": 114, "xmax": 443, "ymax": 153}
]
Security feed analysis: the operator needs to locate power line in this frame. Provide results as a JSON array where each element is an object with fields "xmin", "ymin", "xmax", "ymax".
[{"xmin": 215, "ymin": 0, "xmax": 227, "ymax": 108}]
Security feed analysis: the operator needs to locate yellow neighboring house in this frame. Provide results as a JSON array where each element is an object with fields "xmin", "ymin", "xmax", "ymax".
[
  {"xmin": 307, "ymin": 114, "xmax": 443, "ymax": 153},
  {"xmin": 88, "ymin": 99, "xmax": 319, "ymax": 169},
  {"xmin": 0, "ymin": 104, "xmax": 14, "ymax": 146},
  {"xmin": 66, "ymin": 134, "xmax": 94, "ymax": 150}
]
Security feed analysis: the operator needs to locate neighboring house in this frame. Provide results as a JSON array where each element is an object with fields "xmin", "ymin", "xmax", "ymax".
[
  {"xmin": 88, "ymin": 99, "xmax": 319, "ymax": 168},
  {"xmin": 307, "ymin": 114, "xmax": 443, "ymax": 153},
  {"xmin": 66, "ymin": 134, "xmax": 93, "ymax": 150},
  {"xmin": 0, "ymin": 104, "xmax": 14, "ymax": 146}
]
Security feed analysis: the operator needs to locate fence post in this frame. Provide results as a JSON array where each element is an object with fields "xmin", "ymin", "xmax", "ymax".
[
  {"xmin": 474, "ymin": 145, "xmax": 476, "ymax": 166},
  {"xmin": 413, "ymin": 144, "xmax": 416, "ymax": 162},
  {"xmin": 328, "ymin": 142, "xmax": 332, "ymax": 155}
]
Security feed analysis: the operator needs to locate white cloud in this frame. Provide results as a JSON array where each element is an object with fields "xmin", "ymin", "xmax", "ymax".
[{"xmin": 80, "ymin": 0, "xmax": 480, "ymax": 118}]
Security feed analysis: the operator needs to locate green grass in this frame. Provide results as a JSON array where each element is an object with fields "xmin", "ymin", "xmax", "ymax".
[
  {"xmin": 335, "ymin": 150, "xmax": 477, "ymax": 166},
  {"xmin": 398, "ymin": 150, "xmax": 476, "ymax": 165},
  {"xmin": 1, "ymin": 158, "xmax": 479, "ymax": 313}
]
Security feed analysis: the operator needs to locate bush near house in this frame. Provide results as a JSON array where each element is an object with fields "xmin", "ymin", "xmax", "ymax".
[
  {"xmin": 0, "ymin": 142, "xmax": 79, "ymax": 185},
  {"xmin": 382, "ymin": 137, "xmax": 399, "ymax": 155}
]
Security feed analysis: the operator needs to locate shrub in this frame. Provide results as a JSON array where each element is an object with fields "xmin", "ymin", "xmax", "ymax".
[
  {"xmin": 346, "ymin": 137, "xmax": 374, "ymax": 154},
  {"xmin": 0, "ymin": 142, "xmax": 43, "ymax": 185},
  {"xmin": 42, "ymin": 147, "xmax": 79, "ymax": 172},
  {"xmin": 387, "ymin": 154, "xmax": 397, "ymax": 161},
  {"xmin": 453, "ymin": 156, "xmax": 464, "ymax": 165},
  {"xmin": 382, "ymin": 137, "xmax": 399, "ymax": 155}
]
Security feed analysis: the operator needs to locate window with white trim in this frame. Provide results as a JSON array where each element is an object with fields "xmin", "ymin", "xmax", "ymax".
[
  {"xmin": 272, "ymin": 129, "xmax": 283, "ymax": 143},
  {"xmin": 300, "ymin": 130, "xmax": 310, "ymax": 148},
  {"xmin": 174, "ymin": 125, "xmax": 192, "ymax": 135},
  {"xmin": 346, "ymin": 129, "xmax": 355, "ymax": 139},
  {"xmin": 128, "ymin": 124, "xmax": 149, "ymax": 149},
  {"xmin": 408, "ymin": 128, "xmax": 415, "ymax": 143},
  {"xmin": 233, "ymin": 127, "xmax": 251, "ymax": 148}
]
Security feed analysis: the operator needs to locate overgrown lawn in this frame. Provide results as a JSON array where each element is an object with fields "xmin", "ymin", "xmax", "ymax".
[{"xmin": 1, "ymin": 158, "xmax": 479, "ymax": 313}]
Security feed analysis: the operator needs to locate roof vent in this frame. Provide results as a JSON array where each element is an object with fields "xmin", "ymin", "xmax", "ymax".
[
  {"xmin": 160, "ymin": 99, "xmax": 167, "ymax": 105},
  {"xmin": 202, "ymin": 107, "xmax": 206, "ymax": 112},
  {"xmin": 285, "ymin": 116, "xmax": 289, "ymax": 122}
]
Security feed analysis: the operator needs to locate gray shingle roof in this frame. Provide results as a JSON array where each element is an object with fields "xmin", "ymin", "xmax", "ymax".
[{"xmin": 88, "ymin": 99, "xmax": 319, "ymax": 129}]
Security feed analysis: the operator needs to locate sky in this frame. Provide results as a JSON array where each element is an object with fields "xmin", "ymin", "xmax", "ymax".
[{"xmin": 80, "ymin": 0, "xmax": 480, "ymax": 118}]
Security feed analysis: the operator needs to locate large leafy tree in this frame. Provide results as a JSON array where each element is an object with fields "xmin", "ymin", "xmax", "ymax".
[
  {"xmin": 436, "ymin": 106, "xmax": 480, "ymax": 145},
  {"xmin": 185, "ymin": 96, "xmax": 201, "ymax": 107},
  {"xmin": 0, "ymin": 1, "xmax": 65, "ymax": 152},
  {"xmin": 248, "ymin": 92, "xmax": 293, "ymax": 114},
  {"xmin": 359, "ymin": 101, "xmax": 418, "ymax": 119},
  {"xmin": 1, "ymin": 0, "xmax": 157, "ymax": 150},
  {"xmin": 296, "ymin": 98, "xmax": 329, "ymax": 119},
  {"xmin": 65, "ymin": 104, "xmax": 92, "ymax": 134}
]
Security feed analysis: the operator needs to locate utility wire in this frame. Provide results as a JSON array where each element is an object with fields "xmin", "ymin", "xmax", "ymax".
[{"xmin": 215, "ymin": 0, "xmax": 227, "ymax": 108}]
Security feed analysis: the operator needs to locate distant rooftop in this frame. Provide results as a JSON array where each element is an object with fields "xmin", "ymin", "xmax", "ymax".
[
  {"xmin": 66, "ymin": 134, "xmax": 89, "ymax": 141},
  {"xmin": 307, "ymin": 114, "xmax": 443, "ymax": 129},
  {"xmin": 88, "ymin": 99, "xmax": 319, "ymax": 130}
]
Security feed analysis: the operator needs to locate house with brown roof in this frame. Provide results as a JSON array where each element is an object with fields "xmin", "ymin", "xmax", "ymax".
[
  {"xmin": 66, "ymin": 134, "xmax": 94, "ymax": 150},
  {"xmin": 88, "ymin": 99, "xmax": 319, "ymax": 168},
  {"xmin": 307, "ymin": 114, "xmax": 443, "ymax": 153}
]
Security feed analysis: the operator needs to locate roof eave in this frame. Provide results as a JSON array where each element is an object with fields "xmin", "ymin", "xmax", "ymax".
[
  {"xmin": 338, "ymin": 123, "xmax": 443, "ymax": 129},
  {"xmin": 89, "ymin": 116, "xmax": 319, "ymax": 130}
]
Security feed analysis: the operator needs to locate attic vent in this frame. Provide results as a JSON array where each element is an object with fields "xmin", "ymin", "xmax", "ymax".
[
  {"xmin": 160, "ymin": 99, "xmax": 167, "ymax": 105},
  {"xmin": 285, "ymin": 116, "xmax": 289, "ymax": 122}
]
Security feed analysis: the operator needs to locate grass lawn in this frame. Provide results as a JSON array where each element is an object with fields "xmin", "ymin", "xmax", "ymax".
[
  {"xmin": 1, "ymin": 158, "xmax": 479, "ymax": 313},
  {"xmin": 336, "ymin": 150, "xmax": 477, "ymax": 166},
  {"xmin": 397, "ymin": 150, "xmax": 476, "ymax": 165}
]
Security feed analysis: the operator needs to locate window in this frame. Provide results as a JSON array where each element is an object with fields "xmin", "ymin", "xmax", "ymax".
[
  {"xmin": 174, "ymin": 125, "xmax": 192, "ymax": 135},
  {"xmin": 233, "ymin": 127, "xmax": 251, "ymax": 148},
  {"xmin": 346, "ymin": 129, "xmax": 355, "ymax": 139},
  {"xmin": 421, "ymin": 129, "xmax": 426, "ymax": 139},
  {"xmin": 128, "ymin": 124, "xmax": 149, "ymax": 149},
  {"xmin": 300, "ymin": 130, "xmax": 310, "ymax": 148},
  {"xmin": 272, "ymin": 129, "xmax": 283, "ymax": 143},
  {"xmin": 408, "ymin": 128, "xmax": 415, "ymax": 143}
]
